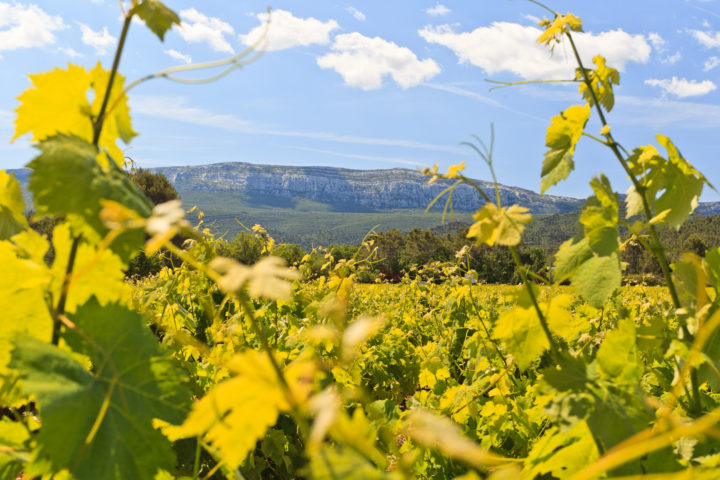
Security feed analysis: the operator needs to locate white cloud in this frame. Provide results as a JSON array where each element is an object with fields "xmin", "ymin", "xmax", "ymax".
[
  {"xmin": 79, "ymin": 23, "xmax": 116, "ymax": 55},
  {"xmin": 58, "ymin": 46, "xmax": 83, "ymax": 58},
  {"xmin": 0, "ymin": 3, "xmax": 65, "ymax": 54},
  {"xmin": 240, "ymin": 9, "xmax": 339, "ymax": 51},
  {"xmin": 346, "ymin": 6, "xmax": 366, "ymax": 21},
  {"xmin": 419, "ymin": 23, "xmax": 651, "ymax": 79},
  {"xmin": 129, "ymin": 95, "xmax": 464, "ymax": 154},
  {"xmin": 662, "ymin": 52, "xmax": 681, "ymax": 64},
  {"xmin": 645, "ymin": 77, "xmax": 717, "ymax": 98},
  {"xmin": 704, "ymin": 56, "xmax": 720, "ymax": 71},
  {"xmin": 426, "ymin": 4, "xmax": 451, "ymax": 16},
  {"xmin": 176, "ymin": 8, "xmax": 235, "ymax": 54},
  {"xmin": 165, "ymin": 49, "xmax": 191, "ymax": 64},
  {"xmin": 317, "ymin": 33, "xmax": 441, "ymax": 90},
  {"xmin": 648, "ymin": 32, "xmax": 666, "ymax": 51},
  {"xmin": 691, "ymin": 29, "xmax": 720, "ymax": 48}
]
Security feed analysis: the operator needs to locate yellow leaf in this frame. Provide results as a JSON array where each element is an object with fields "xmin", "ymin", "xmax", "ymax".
[
  {"xmin": 167, "ymin": 351, "xmax": 313, "ymax": 468},
  {"xmin": 89, "ymin": 63, "xmax": 137, "ymax": 166},
  {"xmin": 467, "ymin": 203, "xmax": 532, "ymax": 247},
  {"xmin": 51, "ymin": 223, "xmax": 129, "ymax": 313},
  {"xmin": 13, "ymin": 63, "xmax": 136, "ymax": 167},
  {"xmin": 537, "ymin": 13, "xmax": 583, "ymax": 46},
  {"xmin": 446, "ymin": 162, "xmax": 466, "ymax": 178},
  {"xmin": 14, "ymin": 64, "xmax": 93, "ymax": 143}
]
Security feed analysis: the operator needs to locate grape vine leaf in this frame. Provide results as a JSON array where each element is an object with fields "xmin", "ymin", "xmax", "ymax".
[
  {"xmin": 523, "ymin": 422, "xmax": 598, "ymax": 479},
  {"xmin": 10, "ymin": 298, "xmax": 190, "ymax": 480},
  {"xmin": 166, "ymin": 351, "xmax": 314, "ymax": 469},
  {"xmin": 597, "ymin": 318, "xmax": 641, "ymax": 382},
  {"xmin": 494, "ymin": 305, "xmax": 549, "ymax": 370},
  {"xmin": 626, "ymin": 136, "xmax": 709, "ymax": 229},
  {"xmin": 13, "ymin": 63, "xmax": 136, "ymax": 167},
  {"xmin": 0, "ymin": 240, "xmax": 52, "ymax": 391},
  {"xmin": 537, "ymin": 13, "xmax": 583, "ymax": 47},
  {"xmin": 0, "ymin": 419, "xmax": 28, "ymax": 480},
  {"xmin": 27, "ymin": 135, "xmax": 152, "ymax": 262},
  {"xmin": 131, "ymin": 0, "xmax": 180, "ymax": 41},
  {"xmin": 308, "ymin": 445, "xmax": 399, "ymax": 480},
  {"xmin": 13, "ymin": 65, "xmax": 94, "ymax": 144},
  {"xmin": 578, "ymin": 55, "xmax": 620, "ymax": 112},
  {"xmin": 553, "ymin": 175, "xmax": 620, "ymax": 307},
  {"xmin": 51, "ymin": 223, "xmax": 129, "ymax": 313},
  {"xmin": 89, "ymin": 63, "xmax": 138, "ymax": 166},
  {"xmin": 541, "ymin": 104, "xmax": 591, "ymax": 194},
  {"xmin": 0, "ymin": 171, "xmax": 28, "ymax": 240},
  {"xmin": 466, "ymin": 203, "xmax": 532, "ymax": 247}
]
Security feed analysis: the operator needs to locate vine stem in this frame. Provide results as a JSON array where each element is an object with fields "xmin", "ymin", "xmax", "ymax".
[
  {"xmin": 93, "ymin": 12, "xmax": 133, "ymax": 145},
  {"xmin": 510, "ymin": 246, "xmax": 557, "ymax": 353},
  {"xmin": 562, "ymin": 28, "xmax": 700, "ymax": 410},
  {"xmin": 563, "ymin": 32, "xmax": 681, "ymax": 310},
  {"xmin": 50, "ymin": 8, "xmax": 134, "ymax": 346}
]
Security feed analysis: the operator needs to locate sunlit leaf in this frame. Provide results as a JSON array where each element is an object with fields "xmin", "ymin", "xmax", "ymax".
[
  {"xmin": 541, "ymin": 105, "xmax": 590, "ymax": 194},
  {"xmin": 467, "ymin": 203, "xmax": 532, "ymax": 247},
  {"xmin": 130, "ymin": 0, "xmax": 180, "ymax": 41},
  {"xmin": 10, "ymin": 299, "xmax": 190, "ymax": 480},
  {"xmin": 0, "ymin": 170, "xmax": 28, "ymax": 240}
]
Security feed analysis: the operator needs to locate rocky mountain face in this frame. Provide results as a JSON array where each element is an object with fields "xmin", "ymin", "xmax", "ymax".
[
  {"xmin": 152, "ymin": 162, "xmax": 584, "ymax": 214},
  {"xmin": 9, "ymin": 162, "xmax": 720, "ymax": 216}
]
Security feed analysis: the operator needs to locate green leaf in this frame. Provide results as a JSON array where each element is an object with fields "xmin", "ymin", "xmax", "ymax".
[
  {"xmin": 27, "ymin": 135, "xmax": 152, "ymax": 262},
  {"xmin": 523, "ymin": 422, "xmax": 599, "ymax": 479},
  {"xmin": 0, "ymin": 419, "xmax": 29, "ymax": 480},
  {"xmin": 625, "ymin": 136, "xmax": 708, "ymax": 230},
  {"xmin": 580, "ymin": 175, "xmax": 619, "ymax": 256},
  {"xmin": 0, "ymin": 171, "xmax": 28, "ymax": 240},
  {"xmin": 308, "ymin": 445, "xmax": 399, "ymax": 479},
  {"xmin": 131, "ymin": 0, "xmax": 180, "ymax": 41},
  {"xmin": 494, "ymin": 305, "xmax": 549, "ymax": 370},
  {"xmin": 572, "ymin": 252, "xmax": 621, "ymax": 308},
  {"xmin": 10, "ymin": 299, "xmax": 190, "ymax": 480},
  {"xmin": 553, "ymin": 236, "xmax": 593, "ymax": 281},
  {"xmin": 597, "ymin": 318, "xmax": 640, "ymax": 382},
  {"xmin": 541, "ymin": 104, "xmax": 590, "ymax": 194}
]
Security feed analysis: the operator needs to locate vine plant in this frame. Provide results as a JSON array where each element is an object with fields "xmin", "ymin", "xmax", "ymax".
[{"xmin": 2, "ymin": 1, "xmax": 720, "ymax": 479}]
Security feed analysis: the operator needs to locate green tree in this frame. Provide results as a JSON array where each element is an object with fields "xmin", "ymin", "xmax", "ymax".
[{"xmin": 130, "ymin": 168, "xmax": 178, "ymax": 205}]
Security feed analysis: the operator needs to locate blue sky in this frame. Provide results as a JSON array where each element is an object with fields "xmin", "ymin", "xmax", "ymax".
[{"xmin": 1, "ymin": 0, "xmax": 719, "ymax": 200}]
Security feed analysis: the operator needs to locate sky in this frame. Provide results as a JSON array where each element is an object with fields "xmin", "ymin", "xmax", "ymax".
[{"xmin": 1, "ymin": 0, "xmax": 719, "ymax": 200}]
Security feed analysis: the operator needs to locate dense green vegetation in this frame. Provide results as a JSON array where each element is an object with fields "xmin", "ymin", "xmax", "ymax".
[{"xmin": 3, "ymin": 3, "xmax": 720, "ymax": 480}]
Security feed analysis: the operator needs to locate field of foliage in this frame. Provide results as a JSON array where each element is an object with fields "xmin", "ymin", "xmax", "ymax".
[{"xmin": 2, "ymin": 1, "xmax": 720, "ymax": 479}]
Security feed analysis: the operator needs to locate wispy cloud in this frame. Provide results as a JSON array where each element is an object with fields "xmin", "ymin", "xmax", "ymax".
[
  {"xmin": 422, "ymin": 83, "xmax": 545, "ymax": 121},
  {"xmin": 645, "ymin": 77, "xmax": 717, "ymax": 97},
  {"xmin": 704, "ymin": 56, "xmax": 720, "ymax": 71},
  {"xmin": 129, "ymin": 95, "xmax": 466, "ymax": 154},
  {"xmin": 79, "ymin": 23, "xmax": 116, "ymax": 55},
  {"xmin": 346, "ymin": 7, "xmax": 366, "ymax": 21},
  {"xmin": 614, "ymin": 95, "xmax": 720, "ymax": 128},
  {"xmin": 426, "ymin": 4, "xmax": 451, "ymax": 16},
  {"xmin": 164, "ymin": 49, "xmax": 192, "ymax": 64}
]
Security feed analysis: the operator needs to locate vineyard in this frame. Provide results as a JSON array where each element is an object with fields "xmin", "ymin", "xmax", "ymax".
[{"xmin": 2, "ymin": 1, "xmax": 720, "ymax": 479}]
